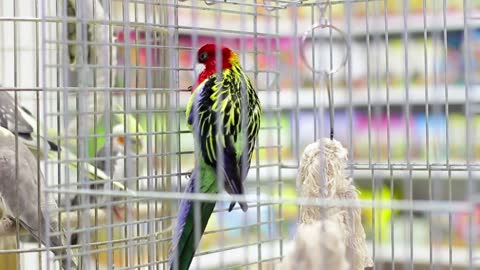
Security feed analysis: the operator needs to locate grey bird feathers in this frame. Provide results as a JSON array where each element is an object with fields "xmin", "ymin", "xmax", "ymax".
[
  {"xmin": 0, "ymin": 127, "xmax": 76, "ymax": 270},
  {"xmin": 0, "ymin": 90, "xmax": 58, "ymax": 156}
]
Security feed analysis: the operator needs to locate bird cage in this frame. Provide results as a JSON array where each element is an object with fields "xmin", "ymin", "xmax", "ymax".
[{"xmin": 0, "ymin": 0, "xmax": 479, "ymax": 269}]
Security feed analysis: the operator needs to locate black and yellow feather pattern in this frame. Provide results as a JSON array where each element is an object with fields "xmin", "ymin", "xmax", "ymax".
[{"xmin": 186, "ymin": 62, "xmax": 261, "ymax": 211}]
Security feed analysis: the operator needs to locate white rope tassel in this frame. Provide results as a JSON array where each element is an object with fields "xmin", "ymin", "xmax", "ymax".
[
  {"xmin": 295, "ymin": 138, "xmax": 373, "ymax": 270},
  {"xmin": 278, "ymin": 216, "xmax": 349, "ymax": 270}
]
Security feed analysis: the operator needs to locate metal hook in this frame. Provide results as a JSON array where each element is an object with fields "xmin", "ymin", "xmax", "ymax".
[
  {"xmin": 263, "ymin": 0, "xmax": 304, "ymax": 12},
  {"xmin": 204, "ymin": 0, "xmax": 217, "ymax": 5},
  {"xmin": 325, "ymin": 74, "xmax": 334, "ymax": 140},
  {"xmin": 316, "ymin": 0, "xmax": 330, "ymax": 25},
  {"xmin": 299, "ymin": 2, "xmax": 348, "ymax": 140}
]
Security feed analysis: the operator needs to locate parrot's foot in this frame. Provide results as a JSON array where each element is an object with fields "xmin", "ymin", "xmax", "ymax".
[
  {"xmin": 113, "ymin": 206, "xmax": 124, "ymax": 220},
  {"xmin": 112, "ymin": 205, "xmax": 135, "ymax": 220},
  {"xmin": 228, "ymin": 201, "xmax": 248, "ymax": 212},
  {"xmin": 184, "ymin": 169, "xmax": 193, "ymax": 181},
  {"xmin": 0, "ymin": 216, "xmax": 15, "ymax": 234}
]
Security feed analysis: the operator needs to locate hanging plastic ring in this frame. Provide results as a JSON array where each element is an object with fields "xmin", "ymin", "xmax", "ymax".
[{"xmin": 300, "ymin": 23, "xmax": 349, "ymax": 76}]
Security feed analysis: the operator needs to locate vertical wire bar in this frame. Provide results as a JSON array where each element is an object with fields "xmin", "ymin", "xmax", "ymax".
[
  {"xmin": 78, "ymin": 1, "xmax": 93, "ymax": 268},
  {"xmin": 158, "ymin": 8, "xmax": 166, "ymax": 260},
  {"xmin": 254, "ymin": 3, "xmax": 263, "ymax": 269},
  {"xmin": 462, "ymin": 0, "xmax": 475, "ymax": 268},
  {"xmin": 274, "ymin": 1, "xmax": 283, "ymax": 264},
  {"xmin": 171, "ymin": 0, "xmax": 182, "ymax": 267},
  {"xmin": 152, "ymin": 1, "xmax": 160, "ymax": 266},
  {"xmin": 421, "ymin": 0, "xmax": 433, "ymax": 268},
  {"xmin": 92, "ymin": 0, "xmax": 100, "ymax": 268},
  {"xmin": 74, "ymin": 1, "xmax": 82, "ymax": 262},
  {"xmin": 161, "ymin": 0, "xmax": 174, "ymax": 261},
  {"xmin": 373, "ymin": 2, "xmax": 384, "ymax": 262},
  {"xmin": 61, "ymin": 0, "xmax": 75, "ymax": 268},
  {"xmin": 109, "ymin": 0, "xmax": 116, "ymax": 267},
  {"xmin": 311, "ymin": 6, "xmax": 317, "ymax": 141},
  {"xmin": 130, "ymin": 2, "xmax": 139, "ymax": 266},
  {"xmin": 34, "ymin": 0, "xmax": 43, "ymax": 268},
  {"xmin": 135, "ymin": 1, "xmax": 142, "ymax": 266},
  {"xmin": 292, "ymin": 0, "xmax": 300, "ymax": 171},
  {"xmin": 431, "ymin": 2, "xmax": 442, "ymax": 267},
  {"xmin": 213, "ymin": 5, "xmax": 224, "ymax": 269},
  {"xmin": 242, "ymin": 3, "xmax": 253, "ymax": 267},
  {"xmin": 264, "ymin": 7, "xmax": 281, "ymax": 262},
  {"xmin": 54, "ymin": 0, "xmax": 65, "ymax": 266},
  {"xmin": 190, "ymin": 1, "xmax": 201, "ymax": 269},
  {"xmin": 11, "ymin": 0, "xmax": 22, "ymax": 269},
  {"xmin": 40, "ymin": 0, "xmax": 50, "ymax": 267},
  {"xmin": 122, "ymin": 0, "xmax": 133, "ymax": 264},
  {"xmin": 440, "ymin": 1, "xmax": 453, "ymax": 268},
  {"xmin": 382, "ymin": 0, "xmax": 394, "ymax": 268},
  {"xmin": 104, "ymin": 0, "xmax": 114, "ymax": 267},
  {"xmin": 131, "ymin": 1, "xmax": 139, "ymax": 267},
  {"xmin": 363, "ymin": 0, "xmax": 376, "ymax": 266},
  {"xmin": 401, "ymin": 0, "xmax": 414, "ymax": 268},
  {"xmin": 91, "ymin": 1, "xmax": 101, "ymax": 265},
  {"xmin": 344, "ymin": 3, "xmax": 356, "ymax": 270},
  {"xmin": 144, "ymin": 0, "xmax": 155, "ymax": 268},
  {"xmin": 238, "ymin": 2, "xmax": 249, "ymax": 267},
  {"xmin": 92, "ymin": 1, "xmax": 102, "ymax": 269},
  {"xmin": 345, "ymin": 0, "xmax": 354, "ymax": 184}
]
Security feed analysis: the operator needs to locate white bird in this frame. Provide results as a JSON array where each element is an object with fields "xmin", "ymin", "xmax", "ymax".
[
  {"xmin": 0, "ymin": 90, "xmax": 125, "ymax": 186},
  {"xmin": 0, "ymin": 126, "xmax": 77, "ymax": 270},
  {"xmin": 69, "ymin": 124, "xmax": 145, "ymax": 244},
  {"xmin": 94, "ymin": 124, "xmax": 146, "ymax": 179}
]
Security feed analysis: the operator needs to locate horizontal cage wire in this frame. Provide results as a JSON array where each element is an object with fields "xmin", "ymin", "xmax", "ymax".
[{"xmin": 0, "ymin": 0, "xmax": 479, "ymax": 269}]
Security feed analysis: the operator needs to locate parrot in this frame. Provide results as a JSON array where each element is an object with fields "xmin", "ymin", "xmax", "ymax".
[
  {"xmin": 92, "ymin": 123, "xmax": 146, "ymax": 178},
  {"xmin": 169, "ymin": 44, "xmax": 262, "ymax": 270},
  {"xmin": 70, "ymin": 123, "xmax": 145, "ymax": 221},
  {"xmin": 0, "ymin": 90, "xmax": 125, "ymax": 188},
  {"xmin": 67, "ymin": 0, "xmax": 95, "ymax": 72},
  {"xmin": 0, "ymin": 126, "xmax": 77, "ymax": 270},
  {"xmin": 0, "ymin": 90, "xmax": 58, "ymax": 157}
]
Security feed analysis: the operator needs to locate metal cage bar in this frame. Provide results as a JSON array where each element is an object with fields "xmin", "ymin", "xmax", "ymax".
[{"xmin": 0, "ymin": 0, "xmax": 478, "ymax": 269}]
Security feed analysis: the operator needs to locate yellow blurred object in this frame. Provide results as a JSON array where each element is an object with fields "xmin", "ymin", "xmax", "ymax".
[
  {"xmin": 281, "ymin": 187, "xmax": 297, "ymax": 220},
  {"xmin": 0, "ymin": 236, "xmax": 18, "ymax": 270},
  {"xmin": 358, "ymin": 186, "xmax": 394, "ymax": 243},
  {"xmin": 89, "ymin": 226, "xmax": 159, "ymax": 268}
]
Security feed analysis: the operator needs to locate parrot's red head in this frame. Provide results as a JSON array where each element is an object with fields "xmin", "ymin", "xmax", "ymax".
[{"xmin": 193, "ymin": 44, "xmax": 239, "ymax": 91}]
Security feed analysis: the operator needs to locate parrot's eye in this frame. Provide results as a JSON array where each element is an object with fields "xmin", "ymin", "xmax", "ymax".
[{"xmin": 198, "ymin": 52, "xmax": 208, "ymax": 62}]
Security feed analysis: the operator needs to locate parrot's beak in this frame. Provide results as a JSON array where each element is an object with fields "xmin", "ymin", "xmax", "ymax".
[
  {"xmin": 115, "ymin": 135, "xmax": 125, "ymax": 146},
  {"xmin": 194, "ymin": 63, "xmax": 205, "ymax": 76}
]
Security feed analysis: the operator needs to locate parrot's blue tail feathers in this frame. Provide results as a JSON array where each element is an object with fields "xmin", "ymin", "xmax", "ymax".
[{"xmin": 169, "ymin": 171, "xmax": 216, "ymax": 270}]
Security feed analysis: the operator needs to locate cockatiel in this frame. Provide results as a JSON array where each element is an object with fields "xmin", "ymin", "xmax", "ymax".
[
  {"xmin": 70, "ymin": 123, "xmax": 145, "ymax": 220},
  {"xmin": 0, "ymin": 126, "xmax": 77, "ymax": 270},
  {"xmin": 169, "ymin": 44, "xmax": 262, "ymax": 270},
  {"xmin": 0, "ymin": 90, "xmax": 58, "ymax": 157},
  {"xmin": 0, "ymin": 89, "xmax": 116, "ymax": 182},
  {"xmin": 93, "ymin": 123, "xmax": 145, "ymax": 178}
]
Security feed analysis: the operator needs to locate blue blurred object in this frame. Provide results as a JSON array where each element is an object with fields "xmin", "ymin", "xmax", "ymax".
[
  {"xmin": 467, "ymin": 29, "xmax": 480, "ymax": 84},
  {"xmin": 413, "ymin": 113, "xmax": 447, "ymax": 159},
  {"xmin": 439, "ymin": 30, "xmax": 463, "ymax": 85},
  {"xmin": 217, "ymin": 193, "xmax": 277, "ymax": 239}
]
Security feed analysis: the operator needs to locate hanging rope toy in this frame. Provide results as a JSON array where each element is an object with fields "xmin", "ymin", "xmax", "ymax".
[{"xmin": 280, "ymin": 1, "xmax": 373, "ymax": 269}]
